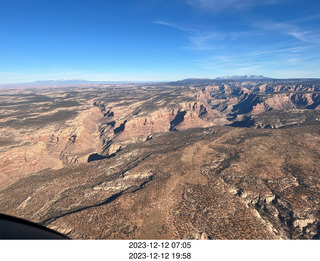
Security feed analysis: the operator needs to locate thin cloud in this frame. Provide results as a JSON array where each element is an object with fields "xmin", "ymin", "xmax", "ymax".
[
  {"xmin": 244, "ymin": 46, "xmax": 314, "ymax": 58},
  {"xmin": 255, "ymin": 21, "xmax": 320, "ymax": 44},
  {"xmin": 186, "ymin": 0, "xmax": 280, "ymax": 12},
  {"xmin": 289, "ymin": 30, "xmax": 320, "ymax": 44},
  {"xmin": 195, "ymin": 45, "xmax": 316, "ymax": 71},
  {"xmin": 155, "ymin": 20, "xmax": 221, "ymax": 49},
  {"xmin": 154, "ymin": 20, "xmax": 196, "ymax": 33},
  {"xmin": 155, "ymin": 20, "xmax": 259, "ymax": 50},
  {"xmin": 187, "ymin": 30, "xmax": 261, "ymax": 50}
]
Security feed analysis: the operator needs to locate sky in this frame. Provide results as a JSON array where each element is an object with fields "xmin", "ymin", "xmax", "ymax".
[{"xmin": 1, "ymin": 0, "xmax": 320, "ymax": 83}]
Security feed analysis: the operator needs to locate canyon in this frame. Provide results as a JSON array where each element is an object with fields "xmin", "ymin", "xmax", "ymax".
[{"xmin": 1, "ymin": 79, "xmax": 320, "ymax": 239}]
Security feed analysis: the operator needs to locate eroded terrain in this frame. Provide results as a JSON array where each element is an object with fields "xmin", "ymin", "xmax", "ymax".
[{"xmin": 1, "ymin": 79, "xmax": 320, "ymax": 239}]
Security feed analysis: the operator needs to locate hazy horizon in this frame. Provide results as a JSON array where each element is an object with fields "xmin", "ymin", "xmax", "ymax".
[{"xmin": 3, "ymin": 75, "xmax": 320, "ymax": 86}]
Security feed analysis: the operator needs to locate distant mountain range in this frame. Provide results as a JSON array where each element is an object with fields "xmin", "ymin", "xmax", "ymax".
[
  {"xmin": 215, "ymin": 75, "xmax": 271, "ymax": 80},
  {"xmin": 30, "ymin": 76, "xmax": 270, "ymax": 85},
  {"xmin": 30, "ymin": 79, "xmax": 137, "ymax": 85},
  {"xmin": 3, "ymin": 75, "xmax": 319, "ymax": 88},
  {"xmin": 169, "ymin": 75, "xmax": 273, "ymax": 85},
  {"xmin": 31, "ymin": 79, "xmax": 94, "ymax": 85}
]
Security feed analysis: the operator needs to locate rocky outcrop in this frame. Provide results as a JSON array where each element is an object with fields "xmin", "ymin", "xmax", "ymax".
[
  {"xmin": 0, "ymin": 104, "xmax": 103, "ymax": 189},
  {"xmin": 2, "ymin": 80, "xmax": 320, "ymax": 190},
  {"xmin": 2, "ymin": 125, "xmax": 320, "ymax": 239},
  {"xmin": 95, "ymin": 101, "xmax": 222, "ymax": 156},
  {"xmin": 265, "ymin": 94, "xmax": 296, "ymax": 110}
]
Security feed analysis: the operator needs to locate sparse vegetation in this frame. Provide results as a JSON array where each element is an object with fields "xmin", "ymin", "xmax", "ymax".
[{"xmin": 1, "ymin": 80, "xmax": 320, "ymax": 240}]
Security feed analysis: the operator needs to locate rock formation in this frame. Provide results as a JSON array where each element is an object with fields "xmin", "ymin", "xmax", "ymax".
[
  {"xmin": 1, "ymin": 79, "xmax": 320, "ymax": 239},
  {"xmin": 1, "ymin": 124, "xmax": 320, "ymax": 239}
]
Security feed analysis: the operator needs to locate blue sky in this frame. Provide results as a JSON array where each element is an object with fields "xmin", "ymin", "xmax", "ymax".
[{"xmin": 1, "ymin": 0, "xmax": 320, "ymax": 83}]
